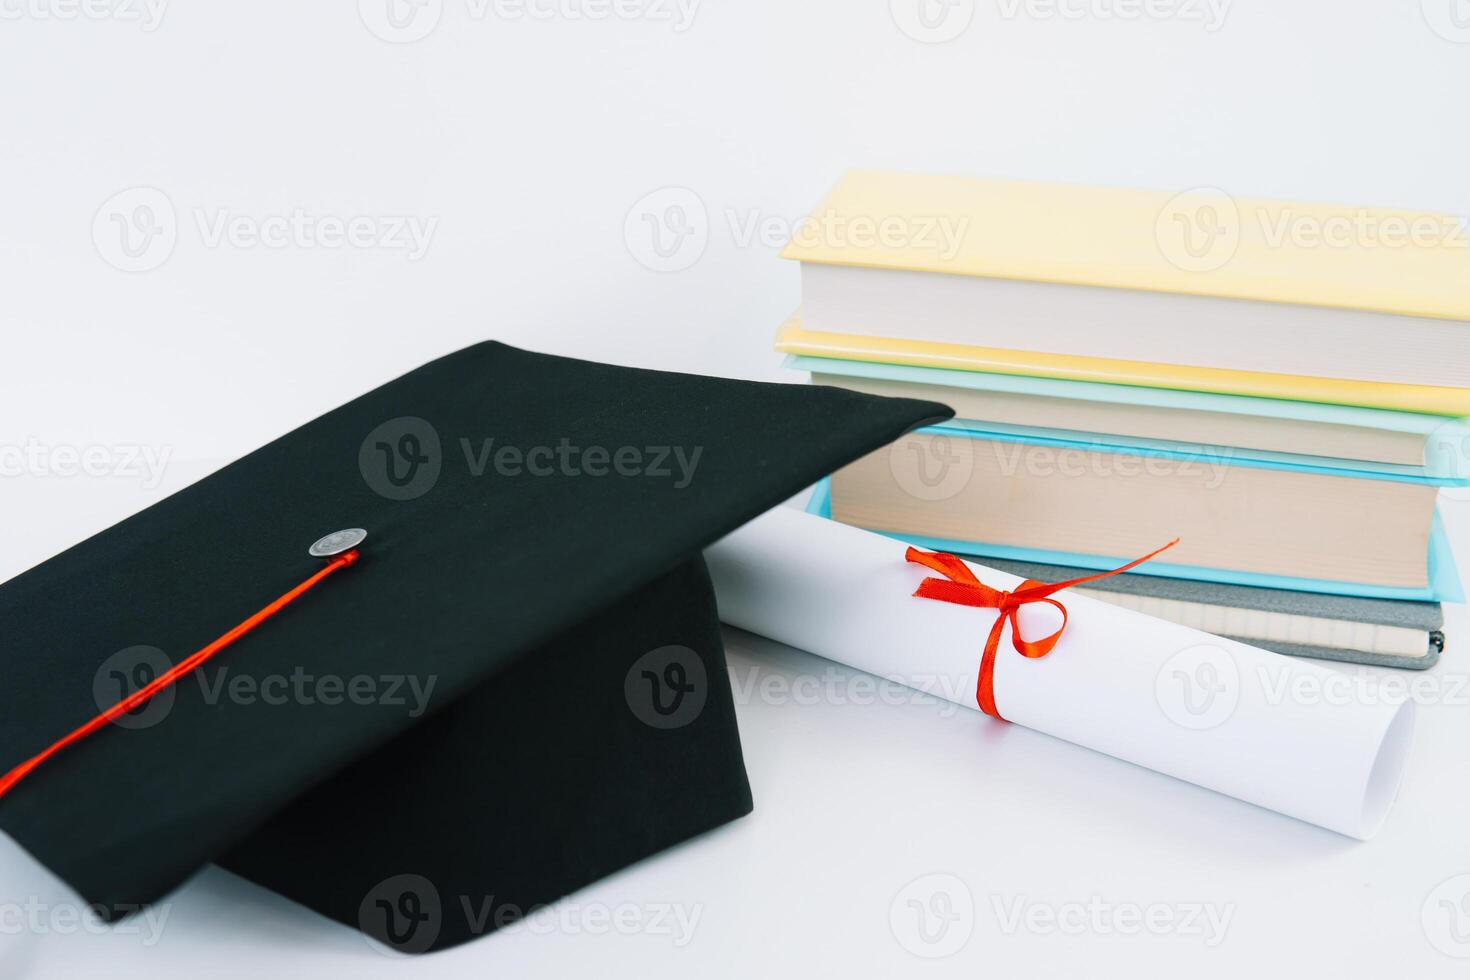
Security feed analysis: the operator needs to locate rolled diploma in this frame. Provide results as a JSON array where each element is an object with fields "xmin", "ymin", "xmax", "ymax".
[{"xmin": 706, "ymin": 507, "xmax": 1415, "ymax": 839}]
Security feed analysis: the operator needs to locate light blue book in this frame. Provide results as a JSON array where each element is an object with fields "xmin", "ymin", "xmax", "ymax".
[
  {"xmin": 791, "ymin": 355, "xmax": 1470, "ymax": 482},
  {"xmin": 805, "ymin": 479, "xmax": 1465, "ymax": 604}
]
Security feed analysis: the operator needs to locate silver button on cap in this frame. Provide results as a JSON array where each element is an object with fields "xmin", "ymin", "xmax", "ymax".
[{"xmin": 309, "ymin": 528, "xmax": 368, "ymax": 558}]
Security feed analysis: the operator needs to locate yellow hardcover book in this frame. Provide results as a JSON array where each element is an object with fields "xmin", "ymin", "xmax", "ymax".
[
  {"xmin": 776, "ymin": 315, "xmax": 1470, "ymax": 417},
  {"xmin": 779, "ymin": 171, "xmax": 1470, "ymax": 414}
]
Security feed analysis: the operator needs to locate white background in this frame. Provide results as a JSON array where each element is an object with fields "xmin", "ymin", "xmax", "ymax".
[{"xmin": 3, "ymin": 1, "xmax": 1470, "ymax": 976}]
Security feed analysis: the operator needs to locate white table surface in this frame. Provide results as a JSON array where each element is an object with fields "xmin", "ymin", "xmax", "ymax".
[{"xmin": 3, "ymin": 2, "xmax": 1470, "ymax": 976}]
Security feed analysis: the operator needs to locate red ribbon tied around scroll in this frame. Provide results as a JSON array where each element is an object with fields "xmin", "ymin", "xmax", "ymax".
[{"xmin": 905, "ymin": 540, "xmax": 1179, "ymax": 721}]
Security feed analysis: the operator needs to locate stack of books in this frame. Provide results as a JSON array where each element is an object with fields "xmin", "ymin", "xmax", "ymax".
[{"xmin": 779, "ymin": 171, "xmax": 1469, "ymax": 668}]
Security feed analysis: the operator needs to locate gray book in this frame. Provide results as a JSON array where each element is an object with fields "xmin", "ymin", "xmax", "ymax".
[{"xmin": 973, "ymin": 555, "xmax": 1444, "ymax": 670}]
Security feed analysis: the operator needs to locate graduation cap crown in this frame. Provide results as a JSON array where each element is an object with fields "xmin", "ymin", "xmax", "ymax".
[{"xmin": 0, "ymin": 341, "xmax": 949, "ymax": 953}]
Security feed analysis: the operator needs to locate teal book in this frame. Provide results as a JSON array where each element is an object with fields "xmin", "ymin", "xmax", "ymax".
[{"xmin": 805, "ymin": 479, "xmax": 1464, "ymax": 604}]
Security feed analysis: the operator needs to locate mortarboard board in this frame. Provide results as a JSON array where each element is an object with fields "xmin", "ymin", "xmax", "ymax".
[{"xmin": 0, "ymin": 341, "xmax": 950, "ymax": 953}]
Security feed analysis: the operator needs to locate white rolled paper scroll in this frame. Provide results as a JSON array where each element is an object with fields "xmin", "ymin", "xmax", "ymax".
[{"xmin": 706, "ymin": 506, "xmax": 1415, "ymax": 839}]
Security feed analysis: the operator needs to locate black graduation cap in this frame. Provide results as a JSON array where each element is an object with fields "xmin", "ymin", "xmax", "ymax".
[{"xmin": 0, "ymin": 341, "xmax": 950, "ymax": 954}]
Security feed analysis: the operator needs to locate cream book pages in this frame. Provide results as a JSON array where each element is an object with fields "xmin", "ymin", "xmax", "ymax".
[
  {"xmin": 800, "ymin": 262, "xmax": 1470, "ymax": 389},
  {"xmin": 830, "ymin": 431, "xmax": 1439, "ymax": 588}
]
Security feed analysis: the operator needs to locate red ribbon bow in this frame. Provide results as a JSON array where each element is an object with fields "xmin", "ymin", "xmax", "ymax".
[{"xmin": 906, "ymin": 540, "xmax": 1179, "ymax": 721}]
